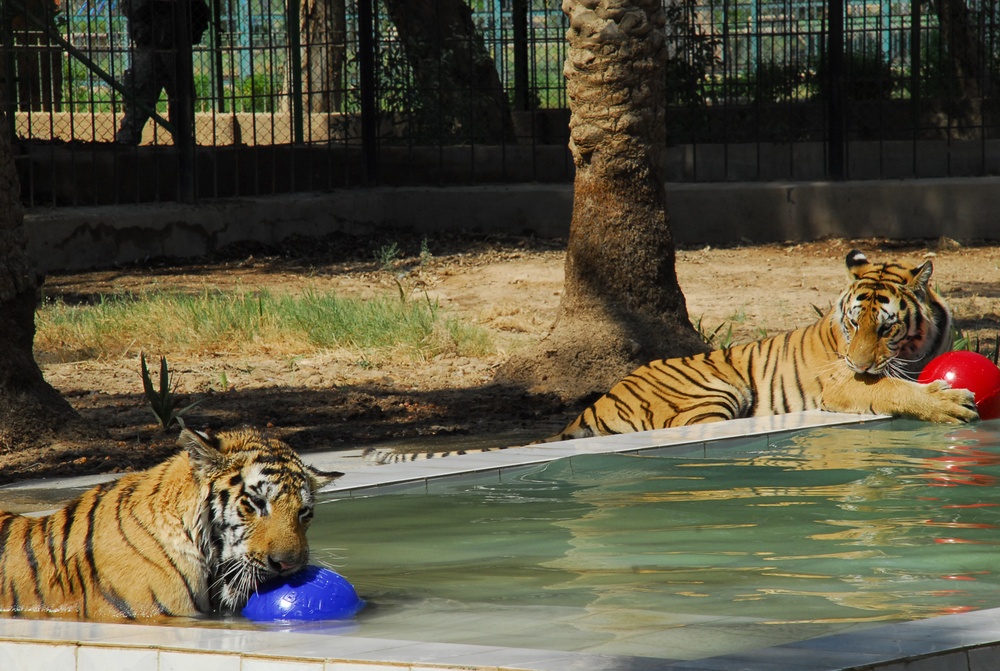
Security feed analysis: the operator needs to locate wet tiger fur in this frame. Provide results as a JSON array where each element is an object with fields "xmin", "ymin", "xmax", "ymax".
[
  {"xmin": 546, "ymin": 249, "xmax": 978, "ymax": 440},
  {"xmin": 0, "ymin": 428, "xmax": 340, "ymax": 620},
  {"xmin": 366, "ymin": 249, "xmax": 977, "ymax": 464}
]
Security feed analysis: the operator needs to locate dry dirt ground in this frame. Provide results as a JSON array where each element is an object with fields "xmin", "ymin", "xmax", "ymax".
[{"xmin": 10, "ymin": 233, "xmax": 1000, "ymax": 484}]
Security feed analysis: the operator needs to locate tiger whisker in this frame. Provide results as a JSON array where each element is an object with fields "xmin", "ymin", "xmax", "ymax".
[
  {"xmin": 885, "ymin": 360, "xmax": 918, "ymax": 381},
  {"xmin": 0, "ymin": 427, "xmax": 332, "ymax": 620},
  {"xmin": 211, "ymin": 557, "xmax": 271, "ymax": 609}
]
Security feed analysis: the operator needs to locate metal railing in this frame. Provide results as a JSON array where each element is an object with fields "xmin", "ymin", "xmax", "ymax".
[{"xmin": 4, "ymin": 0, "xmax": 1000, "ymax": 206}]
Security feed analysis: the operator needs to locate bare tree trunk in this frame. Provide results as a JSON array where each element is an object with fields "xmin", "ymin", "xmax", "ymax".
[
  {"xmin": 497, "ymin": 0, "xmax": 706, "ymax": 399},
  {"xmin": 299, "ymin": 0, "xmax": 346, "ymax": 113},
  {"xmin": 381, "ymin": 0, "xmax": 513, "ymax": 143},
  {"xmin": 0, "ymin": 107, "xmax": 102, "ymax": 463},
  {"xmin": 931, "ymin": 0, "xmax": 993, "ymax": 137}
]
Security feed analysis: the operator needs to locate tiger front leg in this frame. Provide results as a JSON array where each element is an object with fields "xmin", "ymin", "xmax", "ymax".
[
  {"xmin": 823, "ymin": 375, "xmax": 979, "ymax": 423},
  {"xmin": 903, "ymin": 380, "xmax": 979, "ymax": 422}
]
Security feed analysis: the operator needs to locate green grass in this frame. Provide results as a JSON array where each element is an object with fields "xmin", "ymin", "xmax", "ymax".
[
  {"xmin": 694, "ymin": 314, "xmax": 770, "ymax": 350},
  {"xmin": 952, "ymin": 328, "xmax": 1000, "ymax": 364},
  {"xmin": 36, "ymin": 288, "xmax": 495, "ymax": 362}
]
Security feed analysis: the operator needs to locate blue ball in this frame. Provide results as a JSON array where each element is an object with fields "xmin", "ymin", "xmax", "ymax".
[{"xmin": 242, "ymin": 566, "xmax": 365, "ymax": 621}]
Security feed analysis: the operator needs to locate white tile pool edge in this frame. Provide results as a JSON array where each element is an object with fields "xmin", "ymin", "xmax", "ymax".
[
  {"xmin": 3, "ymin": 410, "xmax": 1000, "ymax": 671},
  {"xmin": 308, "ymin": 410, "xmax": 893, "ymax": 497}
]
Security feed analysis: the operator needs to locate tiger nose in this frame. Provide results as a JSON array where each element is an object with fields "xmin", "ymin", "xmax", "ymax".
[
  {"xmin": 268, "ymin": 551, "xmax": 306, "ymax": 573},
  {"xmin": 847, "ymin": 360, "xmax": 879, "ymax": 375}
]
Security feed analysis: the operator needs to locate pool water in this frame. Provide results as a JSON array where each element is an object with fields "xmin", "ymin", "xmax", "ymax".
[{"xmin": 310, "ymin": 421, "xmax": 1000, "ymax": 660}]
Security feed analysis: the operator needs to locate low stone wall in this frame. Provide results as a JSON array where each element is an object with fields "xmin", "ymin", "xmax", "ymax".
[{"xmin": 24, "ymin": 178, "xmax": 1000, "ymax": 272}]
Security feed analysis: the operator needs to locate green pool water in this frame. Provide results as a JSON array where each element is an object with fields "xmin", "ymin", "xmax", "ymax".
[{"xmin": 310, "ymin": 421, "xmax": 1000, "ymax": 660}]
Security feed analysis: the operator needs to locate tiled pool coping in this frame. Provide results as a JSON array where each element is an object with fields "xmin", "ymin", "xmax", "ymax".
[{"xmin": 3, "ymin": 410, "xmax": 1000, "ymax": 671}]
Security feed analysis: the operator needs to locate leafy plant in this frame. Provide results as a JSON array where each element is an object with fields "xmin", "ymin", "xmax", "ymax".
[
  {"xmin": 953, "ymin": 330, "xmax": 1000, "ymax": 365},
  {"xmin": 748, "ymin": 61, "xmax": 808, "ymax": 104},
  {"xmin": 694, "ymin": 315, "xmax": 735, "ymax": 349},
  {"xmin": 813, "ymin": 37, "xmax": 898, "ymax": 102},
  {"xmin": 694, "ymin": 314, "xmax": 768, "ymax": 350},
  {"xmin": 140, "ymin": 353, "xmax": 202, "ymax": 431},
  {"xmin": 419, "ymin": 237, "xmax": 433, "ymax": 267},
  {"xmin": 193, "ymin": 74, "xmax": 215, "ymax": 112},
  {"xmin": 236, "ymin": 74, "xmax": 280, "ymax": 113},
  {"xmin": 663, "ymin": 0, "xmax": 721, "ymax": 109},
  {"xmin": 375, "ymin": 242, "xmax": 401, "ymax": 270}
]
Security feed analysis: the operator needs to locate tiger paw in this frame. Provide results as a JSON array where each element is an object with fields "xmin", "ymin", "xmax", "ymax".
[
  {"xmin": 918, "ymin": 351, "xmax": 1000, "ymax": 420},
  {"xmin": 916, "ymin": 380, "xmax": 979, "ymax": 423}
]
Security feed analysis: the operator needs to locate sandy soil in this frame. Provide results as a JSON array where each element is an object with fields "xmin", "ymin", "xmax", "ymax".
[{"xmin": 12, "ymin": 232, "xmax": 1000, "ymax": 483}]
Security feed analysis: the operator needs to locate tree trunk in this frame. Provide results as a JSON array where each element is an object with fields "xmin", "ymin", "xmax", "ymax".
[
  {"xmin": 299, "ymin": 0, "xmax": 346, "ymax": 113},
  {"xmin": 381, "ymin": 0, "xmax": 513, "ymax": 144},
  {"xmin": 931, "ymin": 0, "xmax": 993, "ymax": 137},
  {"xmin": 496, "ymin": 0, "xmax": 707, "ymax": 399},
  {"xmin": 0, "ymin": 107, "xmax": 102, "ymax": 462}
]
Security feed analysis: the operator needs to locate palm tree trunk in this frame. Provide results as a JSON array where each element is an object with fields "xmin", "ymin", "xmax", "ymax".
[
  {"xmin": 496, "ymin": 0, "xmax": 706, "ymax": 399},
  {"xmin": 0, "ymin": 108, "xmax": 102, "ymax": 457}
]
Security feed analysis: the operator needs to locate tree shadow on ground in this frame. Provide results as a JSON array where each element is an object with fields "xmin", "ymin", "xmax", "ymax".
[
  {"xmin": 45, "ymin": 229, "xmax": 567, "ymax": 300},
  {"xmin": 0, "ymin": 380, "xmax": 577, "ymax": 485}
]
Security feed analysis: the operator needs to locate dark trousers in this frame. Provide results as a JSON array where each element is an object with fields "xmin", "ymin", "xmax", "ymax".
[
  {"xmin": 116, "ymin": 45, "xmax": 176, "ymax": 145},
  {"xmin": 116, "ymin": 0, "xmax": 208, "ymax": 145}
]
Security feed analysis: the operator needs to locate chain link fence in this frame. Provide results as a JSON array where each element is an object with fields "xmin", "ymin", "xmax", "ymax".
[{"xmin": 4, "ymin": 0, "xmax": 1000, "ymax": 205}]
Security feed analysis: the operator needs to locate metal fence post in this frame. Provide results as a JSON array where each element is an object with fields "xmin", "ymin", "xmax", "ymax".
[
  {"xmin": 909, "ymin": 0, "xmax": 921, "ymax": 130},
  {"xmin": 286, "ymin": 0, "xmax": 303, "ymax": 144},
  {"xmin": 357, "ymin": 0, "xmax": 377, "ymax": 184},
  {"xmin": 174, "ymin": 0, "xmax": 196, "ymax": 202},
  {"xmin": 827, "ymin": 0, "xmax": 845, "ymax": 179},
  {"xmin": 212, "ymin": 0, "xmax": 226, "ymax": 113},
  {"xmin": 512, "ymin": 0, "xmax": 529, "ymax": 111},
  {"xmin": 1, "ymin": 2, "xmax": 15, "ymax": 141}
]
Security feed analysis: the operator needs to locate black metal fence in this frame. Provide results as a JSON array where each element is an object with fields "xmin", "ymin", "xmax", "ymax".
[{"xmin": 4, "ymin": 0, "xmax": 1000, "ymax": 206}]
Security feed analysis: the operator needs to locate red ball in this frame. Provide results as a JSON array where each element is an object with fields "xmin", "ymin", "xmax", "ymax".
[{"xmin": 918, "ymin": 351, "xmax": 1000, "ymax": 420}]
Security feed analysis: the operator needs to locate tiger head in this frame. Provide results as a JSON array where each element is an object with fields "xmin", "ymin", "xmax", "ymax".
[
  {"xmin": 178, "ymin": 428, "xmax": 341, "ymax": 613},
  {"xmin": 835, "ymin": 249, "xmax": 952, "ymax": 378}
]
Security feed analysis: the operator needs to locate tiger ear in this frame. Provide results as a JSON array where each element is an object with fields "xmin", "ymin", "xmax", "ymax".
[
  {"xmin": 845, "ymin": 249, "xmax": 870, "ymax": 279},
  {"xmin": 177, "ymin": 428, "xmax": 226, "ymax": 472},
  {"xmin": 909, "ymin": 259, "xmax": 933, "ymax": 289},
  {"xmin": 307, "ymin": 465, "xmax": 343, "ymax": 491}
]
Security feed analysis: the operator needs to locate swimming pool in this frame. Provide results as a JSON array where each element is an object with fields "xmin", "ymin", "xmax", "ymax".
[
  {"xmin": 4, "ymin": 410, "xmax": 1000, "ymax": 670},
  {"xmin": 311, "ymin": 419, "xmax": 1000, "ymax": 660}
]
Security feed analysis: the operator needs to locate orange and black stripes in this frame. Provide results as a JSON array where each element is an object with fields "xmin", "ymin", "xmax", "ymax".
[
  {"xmin": 367, "ymin": 250, "xmax": 971, "ymax": 462},
  {"xmin": 0, "ymin": 428, "xmax": 340, "ymax": 621},
  {"xmin": 545, "ymin": 249, "xmax": 957, "ymax": 440}
]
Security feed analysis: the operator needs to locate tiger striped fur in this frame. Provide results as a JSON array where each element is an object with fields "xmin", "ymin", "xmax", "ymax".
[
  {"xmin": 363, "ymin": 444, "xmax": 511, "ymax": 464},
  {"xmin": 366, "ymin": 249, "xmax": 977, "ymax": 464},
  {"xmin": 0, "ymin": 428, "xmax": 340, "ymax": 620},
  {"xmin": 545, "ymin": 249, "xmax": 977, "ymax": 440}
]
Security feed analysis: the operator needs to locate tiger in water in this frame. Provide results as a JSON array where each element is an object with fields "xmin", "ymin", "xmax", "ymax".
[
  {"xmin": 367, "ymin": 249, "xmax": 977, "ymax": 463},
  {"xmin": 0, "ymin": 428, "xmax": 340, "ymax": 620}
]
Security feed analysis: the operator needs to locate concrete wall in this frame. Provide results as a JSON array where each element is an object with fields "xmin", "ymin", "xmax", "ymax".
[
  {"xmin": 666, "ymin": 178, "xmax": 1000, "ymax": 243},
  {"xmin": 24, "ymin": 178, "xmax": 1000, "ymax": 272}
]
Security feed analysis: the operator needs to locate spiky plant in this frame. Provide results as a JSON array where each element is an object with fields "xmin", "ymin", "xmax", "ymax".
[{"xmin": 140, "ymin": 353, "xmax": 202, "ymax": 430}]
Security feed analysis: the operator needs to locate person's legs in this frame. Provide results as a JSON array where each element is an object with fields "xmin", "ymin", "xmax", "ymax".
[{"xmin": 116, "ymin": 46, "xmax": 164, "ymax": 145}]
